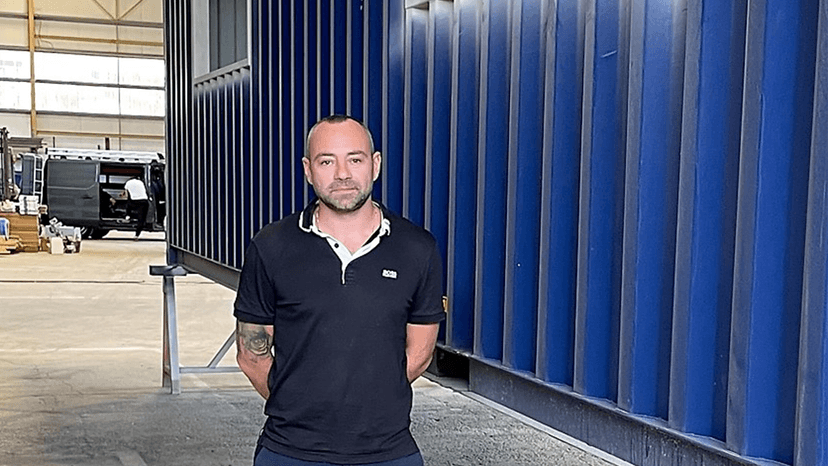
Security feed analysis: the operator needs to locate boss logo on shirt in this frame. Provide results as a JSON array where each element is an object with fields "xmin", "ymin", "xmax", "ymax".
[{"xmin": 382, "ymin": 269, "xmax": 398, "ymax": 279}]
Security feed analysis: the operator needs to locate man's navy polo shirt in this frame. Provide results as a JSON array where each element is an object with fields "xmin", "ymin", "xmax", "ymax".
[{"xmin": 234, "ymin": 201, "xmax": 445, "ymax": 464}]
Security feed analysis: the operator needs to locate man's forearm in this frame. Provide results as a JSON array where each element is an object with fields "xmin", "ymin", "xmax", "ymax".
[
  {"xmin": 237, "ymin": 354, "xmax": 272, "ymax": 398},
  {"xmin": 406, "ymin": 323, "xmax": 440, "ymax": 382},
  {"xmin": 236, "ymin": 320, "xmax": 274, "ymax": 399},
  {"xmin": 407, "ymin": 351, "xmax": 433, "ymax": 382}
]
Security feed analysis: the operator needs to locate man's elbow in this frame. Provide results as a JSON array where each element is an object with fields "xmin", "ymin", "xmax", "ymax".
[
  {"xmin": 419, "ymin": 353, "xmax": 435, "ymax": 374},
  {"xmin": 408, "ymin": 354, "xmax": 434, "ymax": 382}
]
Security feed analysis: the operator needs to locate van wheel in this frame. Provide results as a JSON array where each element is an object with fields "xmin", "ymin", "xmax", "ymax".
[
  {"xmin": 90, "ymin": 229, "xmax": 110, "ymax": 240},
  {"xmin": 79, "ymin": 227, "xmax": 93, "ymax": 239}
]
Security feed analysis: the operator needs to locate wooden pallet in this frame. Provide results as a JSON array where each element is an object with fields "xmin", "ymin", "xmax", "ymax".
[
  {"xmin": 0, "ymin": 235, "xmax": 23, "ymax": 254},
  {"xmin": 0, "ymin": 213, "xmax": 39, "ymax": 253}
]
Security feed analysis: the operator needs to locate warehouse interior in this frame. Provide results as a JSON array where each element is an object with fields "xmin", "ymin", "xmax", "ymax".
[
  {"xmin": 0, "ymin": 0, "xmax": 164, "ymax": 152},
  {"xmin": 3, "ymin": 0, "xmax": 828, "ymax": 465}
]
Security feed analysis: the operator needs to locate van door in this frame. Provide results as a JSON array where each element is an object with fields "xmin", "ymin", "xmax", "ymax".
[{"xmin": 46, "ymin": 159, "xmax": 99, "ymax": 226}]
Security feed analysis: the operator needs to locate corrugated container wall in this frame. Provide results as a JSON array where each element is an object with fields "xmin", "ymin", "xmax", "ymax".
[{"xmin": 163, "ymin": 0, "xmax": 828, "ymax": 464}]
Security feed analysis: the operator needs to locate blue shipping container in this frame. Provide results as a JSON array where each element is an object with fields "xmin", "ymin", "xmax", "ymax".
[{"xmin": 163, "ymin": 0, "xmax": 828, "ymax": 464}]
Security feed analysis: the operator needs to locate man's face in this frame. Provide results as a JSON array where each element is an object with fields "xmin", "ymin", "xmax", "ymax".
[{"xmin": 303, "ymin": 120, "xmax": 381, "ymax": 213}]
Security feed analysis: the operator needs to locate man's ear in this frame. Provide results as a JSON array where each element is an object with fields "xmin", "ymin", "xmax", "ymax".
[
  {"xmin": 372, "ymin": 151, "xmax": 382, "ymax": 182},
  {"xmin": 302, "ymin": 156, "xmax": 313, "ymax": 186}
]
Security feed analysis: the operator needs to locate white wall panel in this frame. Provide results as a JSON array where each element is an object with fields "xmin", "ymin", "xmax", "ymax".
[
  {"xmin": 0, "ymin": 18, "xmax": 28, "ymax": 48},
  {"xmin": 0, "ymin": 112, "xmax": 31, "ymax": 136},
  {"xmin": 0, "ymin": 50, "xmax": 30, "ymax": 79},
  {"xmin": 2, "ymin": 0, "xmax": 27, "ymax": 14},
  {"xmin": 34, "ymin": 0, "xmax": 117, "ymax": 19}
]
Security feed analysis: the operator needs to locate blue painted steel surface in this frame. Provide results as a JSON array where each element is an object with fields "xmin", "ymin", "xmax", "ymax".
[
  {"xmin": 536, "ymin": 0, "xmax": 582, "ymax": 387},
  {"xmin": 349, "ymin": 0, "xmax": 364, "ymax": 120},
  {"xmin": 473, "ymin": 0, "xmax": 509, "ymax": 363},
  {"xmin": 383, "ymin": 1, "xmax": 405, "ymax": 213},
  {"xmin": 503, "ymin": 0, "xmax": 543, "ymax": 373},
  {"xmin": 253, "ymin": 0, "xmax": 269, "ymax": 232},
  {"xmin": 670, "ymin": 0, "xmax": 745, "ymax": 440},
  {"xmin": 404, "ymin": 8, "xmax": 427, "ymax": 226},
  {"xmin": 164, "ymin": 0, "xmax": 828, "ymax": 464},
  {"xmin": 798, "ymin": 10, "xmax": 828, "ymax": 464},
  {"xmin": 222, "ymin": 75, "xmax": 230, "ymax": 263},
  {"xmin": 728, "ymin": 0, "xmax": 818, "ymax": 462},
  {"xmin": 618, "ymin": 0, "xmax": 685, "ymax": 419},
  {"xmin": 241, "ymin": 74, "xmax": 251, "ymax": 267},
  {"xmin": 796, "ymin": 5, "xmax": 828, "ymax": 465},
  {"xmin": 250, "ymin": 0, "xmax": 264, "ymax": 234},
  {"xmin": 219, "ymin": 77, "xmax": 228, "ymax": 265},
  {"xmin": 445, "ymin": 0, "xmax": 479, "ymax": 352},
  {"xmin": 366, "ymin": 0, "xmax": 383, "ymax": 203},
  {"xmin": 305, "ymin": 0, "xmax": 318, "ymax": 170},
  {"xmin": 293, "ymin": 1, "xmax": 302, "ymax": 212},
  {"xmin": 574, "ymin": 0, "xmax": 627, "ymax": 402},
  {"xmin": 319, "ymin": 0, "xmax": 331, "ymax": 122},
  {"xmin": 425, "ymin": 0, "xmax": 452, "ymax": 295},
  {"xmin": 333, "ymin": 0, "xmax": 347, "ymax": 115},
  {"xmin": 208, "ymin": 84, "xmax": 218, "ymax": 257},
  {"xmin": 266, "ymin": 0, "xmax": 280, "ymax": 222},
  {"xmin": 279, "ymin": 0, "xmax": 291, "ymax": 219}
]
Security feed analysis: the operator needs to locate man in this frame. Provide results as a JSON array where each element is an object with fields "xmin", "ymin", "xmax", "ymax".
[
  {"xmin": 123, "ymin": 176, "xmax": 149, "ymax": 239},
  {"xmin": 149, "ymin": 168, "xmax": 166, "ymax": 226},
  {"xmin": 234, "ymin": 115, "xmax": 445, "ymax": 466}
]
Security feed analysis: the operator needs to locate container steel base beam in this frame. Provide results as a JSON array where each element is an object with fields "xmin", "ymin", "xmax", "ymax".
[
  {"xmin": 150, "ymin": 264, "xmax": 241, "ymax": 395},
  {"xmin": 463, "ymin": 353, "xmax": 761, "ymax": 466}
]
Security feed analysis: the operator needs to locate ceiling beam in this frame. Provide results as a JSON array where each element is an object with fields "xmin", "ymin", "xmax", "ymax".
[
  {"xmin": 36, "ymin": 34, "xmax": 163, "ymax": 48},
  {"xmin": 35, "ymin": 129, "xmax": 164, "ymax": 140},
  {"xmin": 0, "ymin": 11, "xmax": 163, "ymax": 28}
]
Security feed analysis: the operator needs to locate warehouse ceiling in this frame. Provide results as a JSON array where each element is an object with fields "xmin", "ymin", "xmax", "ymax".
[{"xmin": 0, "ymin": 0, "xmax": 164, "ymax": 152}]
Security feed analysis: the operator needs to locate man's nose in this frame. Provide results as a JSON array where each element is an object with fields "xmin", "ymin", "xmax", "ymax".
[{"xmin": 334, "ymin": 161, "xmax": 351, "ymax": 180}]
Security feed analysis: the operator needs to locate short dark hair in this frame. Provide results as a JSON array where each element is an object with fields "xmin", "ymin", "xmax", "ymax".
[{"xmin": 304, "ymin": 114, "xmax": 375, "ymax": 159}]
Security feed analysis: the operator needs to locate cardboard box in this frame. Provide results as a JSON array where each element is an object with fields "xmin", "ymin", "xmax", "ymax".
[{"xmin": 48, "ymin": 237, "xmax": 64, "ymax": 255}]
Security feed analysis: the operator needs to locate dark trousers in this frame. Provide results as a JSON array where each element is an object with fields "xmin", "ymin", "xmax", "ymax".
[
  {"xmin": 127, "ymin": 199, "xmax": 149, "ymax": 236},
  {"xmin": 254, "ymin": 447, "xmax": 424, "ymax": 466}
]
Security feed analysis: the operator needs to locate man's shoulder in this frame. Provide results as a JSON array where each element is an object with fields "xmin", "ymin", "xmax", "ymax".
[
  {"xmin": 251, "ymin": 212, "xmax": 302, "ymax": 247},
  {"xmin": 384, "ymin": 210, "xmax": 438, "ymax": 251}
]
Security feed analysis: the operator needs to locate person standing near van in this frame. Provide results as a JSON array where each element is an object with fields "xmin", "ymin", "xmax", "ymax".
[
  {"xmin": 149, "ymin": 170, "xmax": 166, "ymax": 226},
  {"xmin": 124, "ymin": 176, "xmax": 149, "ymax": 238}
]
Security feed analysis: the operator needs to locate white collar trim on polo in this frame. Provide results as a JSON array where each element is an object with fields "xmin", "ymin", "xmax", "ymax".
[{"xmin": 299, "ymin": 201, "xmax": 391, "ymax": 284}]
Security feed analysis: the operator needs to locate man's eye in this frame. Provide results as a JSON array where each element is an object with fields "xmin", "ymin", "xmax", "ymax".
[{"xmin": 319, "ymin": 160, "xmax": 332, "ymax": 166}]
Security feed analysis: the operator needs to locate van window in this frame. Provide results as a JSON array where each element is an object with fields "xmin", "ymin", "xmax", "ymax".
[{"xmin": 49, "ymin": 161, "xmax": 97, "ymax": 189}]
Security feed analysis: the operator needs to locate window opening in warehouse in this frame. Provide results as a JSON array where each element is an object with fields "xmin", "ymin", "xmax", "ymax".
[
  {"xmin": 0, "ymin": 0, "xmax": 164, "ymax": 152},
  {"xmin": 209, "ymin": 0, "xmax": 247, "ymax": 70}
]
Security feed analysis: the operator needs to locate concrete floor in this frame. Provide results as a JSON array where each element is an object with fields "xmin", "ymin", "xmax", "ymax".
[{"xmin": 0, "ymin": 231, "xmax": 627, "ymax": 466}]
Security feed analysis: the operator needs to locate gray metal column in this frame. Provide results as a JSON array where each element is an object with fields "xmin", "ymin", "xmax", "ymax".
[{"xmin": 162, "ymin": 274, "xmax": 182, "ymax": 395}]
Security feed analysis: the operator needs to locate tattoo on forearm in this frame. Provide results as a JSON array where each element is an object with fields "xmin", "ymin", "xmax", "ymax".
[{"xmin": 236, "ymin": 322, "xmax": 273, "ymax": 357}]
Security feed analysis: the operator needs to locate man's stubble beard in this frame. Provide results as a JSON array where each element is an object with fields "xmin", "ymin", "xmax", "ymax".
[{"xmin": 316, "ymin": 182, "xmax": 373, "ymax": 213}]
